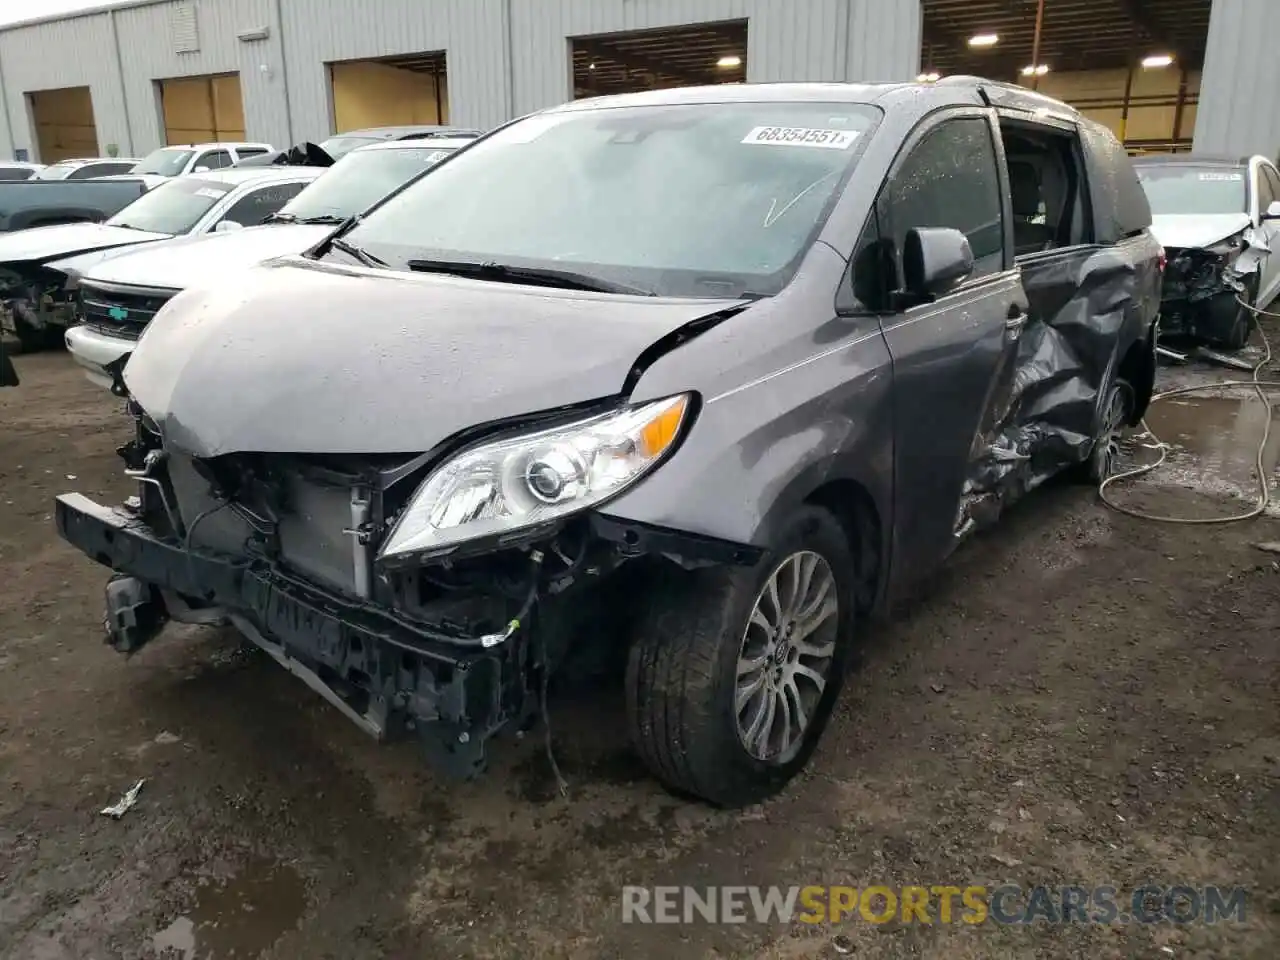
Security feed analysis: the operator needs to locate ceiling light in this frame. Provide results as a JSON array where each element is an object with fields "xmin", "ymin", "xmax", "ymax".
[
  {"xmin": 1142, "ymin": 53, "xmax": 1174, "ymax": 68},
  {"xmin": 717, "ymin": 55, "xmax": 742, "ymax": 68},
  {"xmin": 917, "ymin": 72, "xmax": 941, "ymax": 82},
  {"xmin": 588, "ymin": 61, "xmax": 596, "ymax": 70},
  {"xmin": 968, "ymin": 33, "xmax": 999, "ymax": 47},
  {"xmin": 1021, "ymin": 64, "xmax": 1050, "ymax": 76}
]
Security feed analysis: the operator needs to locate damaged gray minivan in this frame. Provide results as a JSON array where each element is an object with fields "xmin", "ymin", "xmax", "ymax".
[{"xmin": 56, "ymin": 79, "xmax": 1161, "ymax": 807}]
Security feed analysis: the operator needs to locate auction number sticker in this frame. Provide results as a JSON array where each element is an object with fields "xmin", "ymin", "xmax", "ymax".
[
  {"xmin": 742, "ymin": 126, "xmax": 859, "ymax": 149},
  {"xmin": 194, "ymin": 187, "xmax": 227, "ymax": 199},
  {"xmin": 1198, "ymin": 171, "xmax": 1243, "ymax": 181}
]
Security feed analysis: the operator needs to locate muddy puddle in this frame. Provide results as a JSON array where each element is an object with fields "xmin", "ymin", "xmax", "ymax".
[
  {"xmin": 151, "ymin": 858, "xmax": 306, "ymax": 959},
  {"xmin": 1122, "ymin": 391, "xmax": 1280, "ymax": 513}
]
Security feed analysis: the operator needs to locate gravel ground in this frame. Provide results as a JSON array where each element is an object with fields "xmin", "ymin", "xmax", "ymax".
[{"xmin": 0, "ymin": 331, "xmax": 1278, "ymax": 960}]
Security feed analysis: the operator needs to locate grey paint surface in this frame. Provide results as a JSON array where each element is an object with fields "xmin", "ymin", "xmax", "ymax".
[
  {"xmin": 0, "ymin": 0, "xmax": 921, "ymax": 161},
  {"xmin": 113, "ymin": 81, "xmax": 1159, "ymax": 611},
  {"xmin": 1194, "ymin": 0, "xmax": 1280, "ymax": 159}
]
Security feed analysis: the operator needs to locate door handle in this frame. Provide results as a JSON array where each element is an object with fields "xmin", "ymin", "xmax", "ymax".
[{"xmin": 1005, "ymin": 305, "xmax": 1027, "ymax": 330}]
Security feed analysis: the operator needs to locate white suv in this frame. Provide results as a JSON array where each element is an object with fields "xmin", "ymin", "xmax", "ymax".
[{"xmin": 129, "ymin": 142, "xmax": 274, "ymax": 186}]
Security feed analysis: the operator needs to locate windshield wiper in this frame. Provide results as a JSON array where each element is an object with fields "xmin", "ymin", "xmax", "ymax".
[
  {"xmin": 297, "ymin": 214, "xmax": 348, "ymax": 225},
  {"xmin": 405, "ymin": 258, "xmax": 654, "ymax": 296},
  {"xmin": 330, "ymin": 237, "xmax": 387, "ymax": 268},
  {"xmin": 263, "ymin": 212, "xmax": 297, "ymax": 224}
]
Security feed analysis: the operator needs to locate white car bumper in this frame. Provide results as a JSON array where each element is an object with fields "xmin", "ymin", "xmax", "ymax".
[{"xmin": 64, "ymin": 324, "xmax": 134, "ymax": 390}]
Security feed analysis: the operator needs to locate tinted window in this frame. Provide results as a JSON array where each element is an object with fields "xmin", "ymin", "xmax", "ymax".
[
  {"xmin": 236, "ymin": 147, "xmax": 269, "ymax": 158},
  {"xmin": 880, "ymin": 116, "xmax": 1003, "ymax": 282},
  {"xmin": 105, "ymin": 177, "xmax": 234, "ymax": 234},
  {"xmin": 196, "ymin": 150, "xmax": 233, "ymax": 170},
  {"xmin": 1134, "ymin": 163, "xmax": 1247, "ymax": 215},
  {"xmin": 1078, "ymin": 120, "xmax": 1151, "ymax": 242},
  {"xmin": 337, "ymin": 102, "xmax": 883, "ymax": 298},
  {"xmin": 133, "ymin": 147, "xmax": 195, "ymax": 176},
  {"xmin": 217, "ymin": 181, "xmax": 309, "ymax": 228},
  {"xmin": 277, "ymin": 146, "xmax": 457, "ymax": 223},
  {"xmin": 67, "ymin": 161, "xmax": 136, "ymax": 179},
  {"xmin": 0, "ymin": 167, "xmax": 35, "ymax": 181}
]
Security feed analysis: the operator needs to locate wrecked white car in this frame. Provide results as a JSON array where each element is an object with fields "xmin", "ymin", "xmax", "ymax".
[{"xmin": 1134, "ymin": 154, "xmax": 1280, "ymax": 349}]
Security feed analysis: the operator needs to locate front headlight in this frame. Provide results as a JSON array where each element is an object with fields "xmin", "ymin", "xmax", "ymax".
[{"xmin": 378, "ymin": 393, "xmax": 693, "ymax": 562}]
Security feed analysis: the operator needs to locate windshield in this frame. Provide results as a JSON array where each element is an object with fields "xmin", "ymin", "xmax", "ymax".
[
  {"xmin": 334, "ymin": 102, "xmax": 881, "ymax": 298},
  {"xmin": 277, "ymin": 146, "xmax": 458, "ymax": 222},
  {"xmin": 132, "ymin": 147, "xmax": 195, "ymax": 176},
  {"xmin": 1135, "ymin": 165, "xmax": 1248, "ymax": 216},
  {"xmin": 105, "ymin": 177, "xmax": 233, "ymax": 234},
  {"xmin": 318, "ymin": 135, "xmax": 382, "ymax": 159},
  {"xmin": 35, "ymin": 163, "xmax": 77, "ymax": 180}
]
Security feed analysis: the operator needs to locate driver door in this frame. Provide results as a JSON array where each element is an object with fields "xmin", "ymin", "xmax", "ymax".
[
  {"xmin": 1255, "ymin": 164, "xmax": 1280, "ymax": 307},
  {"xmin": 868, "ymin": 110, "xmax": 1029, "ymax": 580}
]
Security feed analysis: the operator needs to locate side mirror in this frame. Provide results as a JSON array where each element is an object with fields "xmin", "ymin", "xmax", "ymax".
[
  {"xmin": 902, "ymin": 227, "xmax": 974, "ymax": 299},
  {"xmin": 214, "ymin": 219, "xmax": 243, "ymax": 233},
  {"xmin": 1263, "ymin": 200, "xmax": 1280, "ymax": 221},
  {"xmin": 192, "ymin": 165, "xmax": 211, "ymax": 173}
]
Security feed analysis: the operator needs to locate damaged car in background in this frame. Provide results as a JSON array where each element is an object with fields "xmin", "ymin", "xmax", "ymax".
[
  {"xmin": 61, "ymin": 137, "xmax": 474, "ymax": 388},
  {"xmin": 55, "ymin": 79, "xmax": 1159, "ymax": 807},
  {"xmin": 1133, "ymin": 153, "xmax": 1280, "ymax": 349},
  {"xmin": 0, "ymin": 166, "xmax": 323, "ymax": 351}
]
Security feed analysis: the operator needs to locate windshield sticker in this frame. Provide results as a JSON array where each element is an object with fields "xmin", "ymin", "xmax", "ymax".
[
  {"xmin": 1198, "ymin": 172, "xmax": 1244, "ymax": 181},
  {"xmin": 194, "ymin": 187, "xmax": 227, "ymax": 199},
  {"xmin": 742, "ymin": 126, "xmax": 859, "ymax": 149},
  {"xmin": 424, "ymin": 150, "xmax": 449, "ymax": 162}
]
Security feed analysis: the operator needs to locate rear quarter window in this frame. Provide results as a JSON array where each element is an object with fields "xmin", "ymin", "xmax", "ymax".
[{"xmin": 1076, "ymin": 118, "xmax": 1151, "ymax": 244}]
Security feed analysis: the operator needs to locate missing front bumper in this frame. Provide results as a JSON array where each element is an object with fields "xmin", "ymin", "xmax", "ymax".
[{"xmin": 55, "ymin": 492, "xmax": 531, "ymax": 778}]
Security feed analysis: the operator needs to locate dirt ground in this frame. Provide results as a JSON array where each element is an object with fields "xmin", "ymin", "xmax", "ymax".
[{"xmin": 1, "ymin": 331, "xmax": 1278, "ymax": 960}]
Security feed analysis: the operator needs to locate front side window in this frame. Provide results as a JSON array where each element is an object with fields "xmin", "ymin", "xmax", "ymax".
[
  {"xmin": 196, "ymin": 150, "xmax": 232, "ymax": 171},
  {"xmin": 217, "ymin": 181, "xmax": 309, "ymax": 227},
  {"xmin": 331, "ymin": 102, "xmax": 882, "ymax": 298},
  {"xmin": 105, "ymin": 177, "xmax": 234, "ymax": 234},
  {"xmin": 132, "ymin": 147, "xmax": 195, "ymax": 176},
  {"xmin": 879, "ymin": 116, "xmax": 1004, "ymax": 284},
  {"xmin": 277, "ymin": 146, "xmax": 458, "ymax": 223},
  {"xmin": 1134, "ymin": 164, "xmax": 1248, "ymax": 215},
  {"xmin": 67, "ymin": 161, "xmax": 135, "ymax": 179}
]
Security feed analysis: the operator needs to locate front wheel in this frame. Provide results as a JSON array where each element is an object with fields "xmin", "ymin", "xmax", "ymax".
[
  {"xmin": 625, "ymin": 506, "xmax": 858, "ymax": 807},
  {"xmin": 1207, "ymin": 286, "xmax": 1255, "ymax": 351}
]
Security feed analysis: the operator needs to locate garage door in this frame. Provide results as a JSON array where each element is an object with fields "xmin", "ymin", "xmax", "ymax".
[
  {"xmin": 330, "ymin": 53, "xmax": 448, "ymax": 131},
  {"xmin": 159, "ymin": 74, "xmax": 245, "ymax": 145},
  {"xmin": 29, "ymin": 86, "xmax": 99, "ymax": 162}
]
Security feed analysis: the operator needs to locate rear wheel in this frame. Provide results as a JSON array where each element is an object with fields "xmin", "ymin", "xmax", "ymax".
[
  {"xmin": 1078, "ymin": 377, "xmax": 1133, "ymax": 485},
  {"xmin": 625, "ymin": 506, "xmax": 857, "ymax": 807}
]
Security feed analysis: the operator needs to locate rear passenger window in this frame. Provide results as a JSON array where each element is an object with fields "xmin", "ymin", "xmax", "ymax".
[
  {"xmin": 880, "ymin": 117, "xmax": 1004, "ymax": 284},
  {"xmin": 198, "ymin": 150, "xmax": 233, "ymax": 170}
]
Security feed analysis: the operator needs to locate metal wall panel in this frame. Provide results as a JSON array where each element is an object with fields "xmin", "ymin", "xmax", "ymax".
[
  {"xmin": 509, "ymin": 0, "xmax": 922, "ymax": 115},
  {"xmin": 0, "ymin": 12, "xmax": 127, "ymax": 161},
  {"xmin": 1194, "ymin": 0, "xmax": 1280, "ymax": 159},
  {"xmin": 0, "ymin": 0, "xmax": 923, "ymax": 160},
  {"xmin": 276, "ymin": 0, "xmax": 513, "ymax": 139},
  {"xmin": 113, "ymin": 0, "xmax": 289, "ymax": 150}
]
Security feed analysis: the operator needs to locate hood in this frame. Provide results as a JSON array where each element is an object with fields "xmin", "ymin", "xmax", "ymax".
[
  {"xmin": 1150, "ymin": 213, "xmax": 1252, "ymax": 250},
  {"xmin": 125, "ymin": 257, "xmax": 745, "ymax": 456},
  {"xmin": 49, "ymin": 223, "xmax": 332, "ymax": 290},
  {"xmin": 0, "ymin": 221, "xmax": 170, "ymax": 265},
  {"xmin": 133, "ymin": 174, "xmax": 170, "ymax": 189}
]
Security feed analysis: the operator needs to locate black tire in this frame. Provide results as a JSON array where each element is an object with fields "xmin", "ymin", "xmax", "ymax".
[
  {"xmin": 1073, "ymin": 377, "xmax": 1133, "ymax": 485},
  {"xmin": 1207, "ymin": 287, "xmax": 1254, "ymax": 351},
  {"xmin": 625, "ymin": 505, "xmax": 858, "ymax": 807}
]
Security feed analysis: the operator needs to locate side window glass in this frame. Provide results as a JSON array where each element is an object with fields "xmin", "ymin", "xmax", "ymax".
[
  {"xmin": 882, "ymin": 117, "xmax": 1004, "ymax": 286},
  {"xmin": 199, "ymin": 150, "xmax": 232, "ymax": 171},
  {"xmin": 65, "ymin": 165, "xmax": 94, "ymax": 180},
  {"xmin": 236, "ymin": 147, "xmax": 269, "ymax": 159},
  {"xmin": 216, "ymin": 182, "xmax": 308, "ymax": 228},
  {"xmin": 1260, "ymin": 166, "xmax": 1280, "ymax": 207}
]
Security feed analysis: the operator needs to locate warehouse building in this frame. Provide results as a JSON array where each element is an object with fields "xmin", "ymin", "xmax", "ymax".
[{"xmin": 0, "ymin": 0, "xmax": 1274, "ymax": 164}]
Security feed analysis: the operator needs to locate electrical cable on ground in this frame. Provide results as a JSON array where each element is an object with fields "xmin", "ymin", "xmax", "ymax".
[{"xmin": 1099, "ymin": 295, "xmax": 1280, "ymax": 524}]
